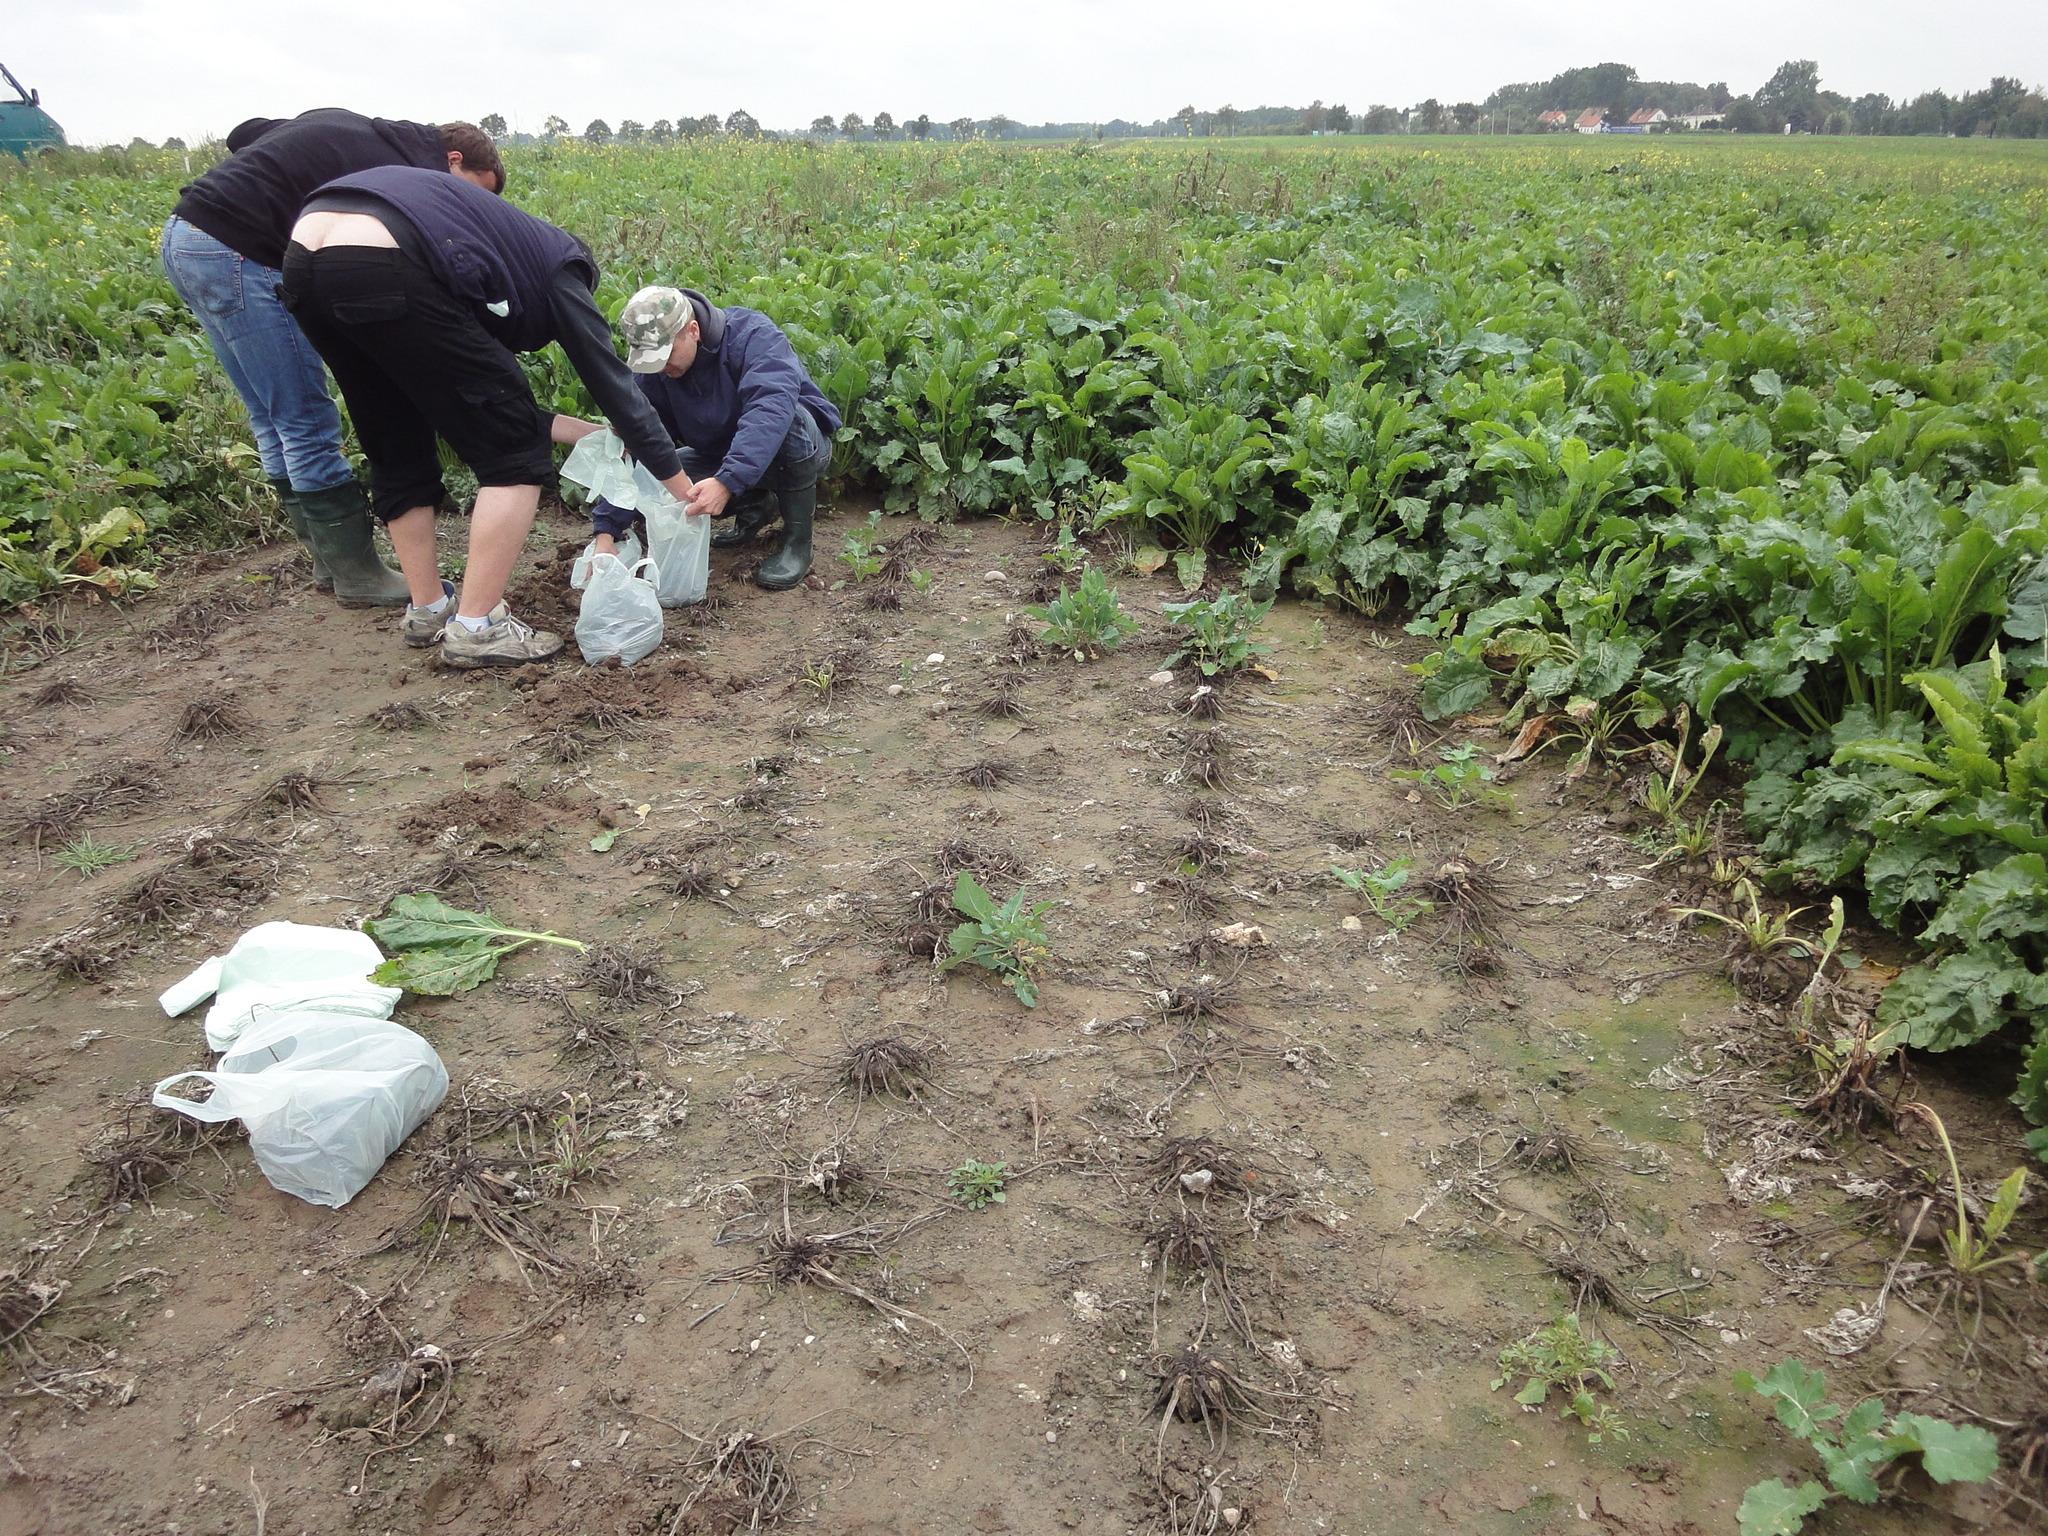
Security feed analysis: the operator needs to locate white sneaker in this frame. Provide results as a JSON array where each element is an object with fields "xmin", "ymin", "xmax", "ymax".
[
  {"xmin": 401, "ymin": 581, "xmax": 456, "ymax": 648},
  {"xmin": 437, "ymin": 604, "xmax": 564, "ymax": 669}
]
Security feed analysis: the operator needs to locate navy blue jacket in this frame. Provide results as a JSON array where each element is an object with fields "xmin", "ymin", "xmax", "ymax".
[
  {"xmin": 638, "ymin": 294, "xmax": 841, "ymax": 499},
  {"xmin": 316, "ymin": 166, "xmax": 592, "ymax": 353}
]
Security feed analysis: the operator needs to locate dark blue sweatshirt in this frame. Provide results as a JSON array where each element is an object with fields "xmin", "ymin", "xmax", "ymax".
[
  {"xmin": 637, "ymin": 294, "xmax": 842, "ymax": 499},
  {"xmin": 174, "ymin": 108, "xmax": 444, "ymax": 269},
  {"xmin": 305, "ymin": 167, "xmax": 681, "ymax": 479}
]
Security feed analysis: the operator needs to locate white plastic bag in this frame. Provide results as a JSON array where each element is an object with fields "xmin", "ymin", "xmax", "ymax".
[
  {"xmin": 159, "ymin": 921, "xmax": 400, "ymax": 1053},
  {"xmin": 559, "ymin": 429, "xmax": 639, "ymax": 507},
  {"xmin": 570, "ymin": 530, "xmax": 643, "ymax": 591},
  {"xmin": 575, "ymin": 554, "xmax": 665, "ymax": 665},
  {"xmin": 637, "ymin": 473, "xmax": 710, "ymax": 608},
  {"xmin": 152, "ymin": 1011, "xmax": 449, "ymax": 1208}
]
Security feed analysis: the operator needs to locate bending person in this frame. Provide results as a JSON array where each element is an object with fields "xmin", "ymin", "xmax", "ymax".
[
  {"xmin": 161, "ymin": 109, "xmax": 502, "ymax": 604},
  {"xmin": 280, "ymin": 165, "xmax": 695, "ymax": 667},
  {"xmin": 594, "ymin": 286, "xmax": 840, "ymax": 591}
]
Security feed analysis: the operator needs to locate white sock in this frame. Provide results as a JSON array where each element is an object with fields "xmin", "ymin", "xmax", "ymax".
[
  {"xmin": 451, "ymin": 612, "xmax": 492, "ymax": 633},
  {"xmin": 412, "ymin": 588, "xmax": 454, "ymax": 616}
]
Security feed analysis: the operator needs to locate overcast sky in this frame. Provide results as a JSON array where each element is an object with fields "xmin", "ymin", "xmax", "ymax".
[{"xmin": 12, "ymin": 0, "xmax": 2046, "ymax": 146}]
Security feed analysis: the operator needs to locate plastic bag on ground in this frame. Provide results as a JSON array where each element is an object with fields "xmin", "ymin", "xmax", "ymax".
[
  {"xmin": 559, "ymin": 429, "xmax": 639, "ymax": 507},
  {"xmin": 575, "ymin": 554, "xmax": 665, "ymax": 665},
  {"xmin": 570, "ymin": 530, "xmax": 643, "ymax": 591},
  {"xmin": 635, "ymin": 467, "xmax": 710, "ymax": 608},
  {"xmin": 152, "ymin": 1011, "xmax": 449, "ymax": 1208},
  {"xmin": 159, "ymin": 921, "xmax": 400, "ymax": 1052}
]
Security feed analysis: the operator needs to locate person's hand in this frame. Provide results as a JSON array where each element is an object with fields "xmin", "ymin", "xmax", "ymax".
[
  {"xmin": 659, "ymin": 468, "xmax": 699, "ymax": 511},
  {"xmin": 686, "ymin": 477, "xmax": 731, "ymax": 520}
]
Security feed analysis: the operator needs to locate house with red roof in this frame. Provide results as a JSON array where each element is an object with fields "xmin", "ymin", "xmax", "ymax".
[{"xmin": 1573, "ymin": 109, "xmax": 1607, "ymax": 133}]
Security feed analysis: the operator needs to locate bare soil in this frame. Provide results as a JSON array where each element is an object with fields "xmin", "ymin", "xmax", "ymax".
[{"xmin": 0, "ymin": 509, "xmax": 2041, "ymax": 1535}]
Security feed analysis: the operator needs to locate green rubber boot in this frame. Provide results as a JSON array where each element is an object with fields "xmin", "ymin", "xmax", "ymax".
[
  {"xmin": 294, "ymin": 481, "xmax": 413, "ymax": 608},
  {"xmin": 712, "ymin": 490, "xmax": 779, "ymax": 550},
  {"xmin": 754, "ymin": 484, "xmax": 814, "ymax": 591},
  {"xmin": 269, "ymin": 476, "xmax": 332, "ymax": 591}
]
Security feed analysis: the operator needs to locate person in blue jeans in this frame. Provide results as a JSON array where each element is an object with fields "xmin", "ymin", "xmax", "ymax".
[
  {"xmin": 589, "ymin": 285, "xmax": 841, "ymax": 591},
  {"xmin": 159, "ymin": 111, "xmax": 501, "ymax": 605}
]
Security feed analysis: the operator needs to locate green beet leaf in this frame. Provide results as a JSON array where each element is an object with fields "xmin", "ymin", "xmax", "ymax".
[
  {"xmin": 371, "ymin": 939, "xmax": 505, "ymax": 996},
  {"xmin": 1737, "ymin": 1480, "xmax": 1828, "ymax": 1536},
  {"xmin": 1885, "ymin": 1414, "xmax": 2000, "ymax": 1485},
  {"xmin": 365, "ymin": 892, "xmax": 509, "ymax": 950}
]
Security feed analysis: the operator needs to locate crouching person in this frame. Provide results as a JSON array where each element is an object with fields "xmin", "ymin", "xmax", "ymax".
[
  {"xmin": 279, "ymin": 166, "xmax": 694, "ymax": 667},
  {"xmin": 609, "ymin": 286, "xmax": 840, "ymax": 591}
]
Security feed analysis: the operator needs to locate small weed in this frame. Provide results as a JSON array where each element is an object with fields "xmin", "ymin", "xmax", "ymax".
[
  {"xmin": 800, "ymin": 660, "xmax": 838, "ymax": 700},
  {"xmin": 1026, "ymin": 568, "xmax": 1138, "ymax": 660},
  {"xmin": 1656, "ymin": 806, "xmax": 1721, "ymax": 863},
  {"xmin": 53, "ymin": 833, "xmax": 136, "ymax": 879},
  {"xmin": 836, "ymin": 510, "xmax": 886, "ymax": 584},
  {"xmin": 1906, "ymin": 1102, "xmax": 2031, "ymax": 1281},
  {"xmin": 1733, "ymin": 1358, "xmax": 1997, "ymax": 1535},
  {"xmin": 1041, "ymin": 524, "xmax": 1085, "ymax": 575},
  {"xmin": 1674, "ymin": 878, "xmax": 1816, "ymax": 959},
  {"xmin": 1643, "ymin": 716, "xmax": 1724, "ymax": 823},
  {"xmin": 942, "ymin": 870, "xmax": 1054, "ymax": 1007},
  {"xmin": 1330, "ymin": 858, "xmax": 1433, "ymax": 931},
  {"xmin": 948, "ymin": 1158, "xmax": 1008, "ymax": 1210},
  {"xmin": 1162, "ymin": 589, "xmax": 1274, "ymax": 677},
  {"xmin": 908, "ymin": 568, "xmax": 935, "ymax": 595},
  {"xmin": 1391, "ymin": 743, "xmax": 1507, "ymax": 811},
  {"xmin": 1493, "ymin": 1315, "xmax": 1627, "ymax": 1442}
]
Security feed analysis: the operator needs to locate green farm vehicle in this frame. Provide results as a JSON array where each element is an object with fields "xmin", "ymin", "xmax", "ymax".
[{"xmin": 1, "ymin": 61, "xmax": 65, "ymax": 157}]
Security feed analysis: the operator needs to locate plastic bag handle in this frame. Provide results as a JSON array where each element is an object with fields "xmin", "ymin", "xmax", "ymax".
[
  {"xmin": 630, "ymin": 558, "xmax": 660, "ymax": 582},
  {"xmin": 151, "ymin": 1071, "xmax": 243, "ymax": 1123}
]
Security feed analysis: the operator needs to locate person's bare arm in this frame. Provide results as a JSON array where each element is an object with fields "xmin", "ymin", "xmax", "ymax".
[{"xmin": 552, "ymin": 414, "xmax": 604, "ymax": 445}]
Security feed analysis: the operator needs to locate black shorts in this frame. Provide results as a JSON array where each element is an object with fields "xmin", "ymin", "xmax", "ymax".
[{"xmin": 279, "ymin": 243, "xmax": 552, "ymax": 522}]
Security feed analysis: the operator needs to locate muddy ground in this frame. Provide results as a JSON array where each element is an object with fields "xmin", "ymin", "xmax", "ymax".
[{"xmin": 0, "ymin": 508, "xmax": 2043, "ymax": 1536}]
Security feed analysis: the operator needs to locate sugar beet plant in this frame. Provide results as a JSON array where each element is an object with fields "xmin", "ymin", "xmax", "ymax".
[
  {"xmin": 941, "ymin": 871, "xmax": 1054, "ymax": 1008},
  {"xmin": 1026, "ymin": 567, "xmax": 1137, "ymax": 659}
]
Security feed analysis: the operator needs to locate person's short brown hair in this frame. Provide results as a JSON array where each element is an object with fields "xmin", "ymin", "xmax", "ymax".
[{"xmin": 439, "ymin": 122, "xmax": 505, "ymax": 193}]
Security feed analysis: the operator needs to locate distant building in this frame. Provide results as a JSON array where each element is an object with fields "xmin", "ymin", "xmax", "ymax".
[
  {"xmin": 1626, "ymin": 107, "xmax": 1667, "ymax": 127},
  {"xmin": 1574, "ymin": 109, "xmax": 1606, "ymax": 134},
  {"xmin": 1537, "ymin": 110, "xmax": 1569, "ymax": 130},
  {"xmin": 1675, "ymin": 111, "xmax": 1726, "ymax": 130}
]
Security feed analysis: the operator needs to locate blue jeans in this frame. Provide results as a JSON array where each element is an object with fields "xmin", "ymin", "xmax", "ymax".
[{"xmin": 160, "ymin": 215, "xmax": 354, "ymax": 492}]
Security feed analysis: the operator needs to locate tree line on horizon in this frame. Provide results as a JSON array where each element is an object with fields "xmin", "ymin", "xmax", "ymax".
[
  {"xmin": 113, "ymin": 58, "xmax": 2048, "ymax": 153},
  {"xmin": 488, "ymin": 61, "xmax": 2044, "ymax": 145}
]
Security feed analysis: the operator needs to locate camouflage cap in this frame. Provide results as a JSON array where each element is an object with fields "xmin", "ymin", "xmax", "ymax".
[{"xmin": 619, "ymin": 286, "xmax": 693, "ymax": 372}]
